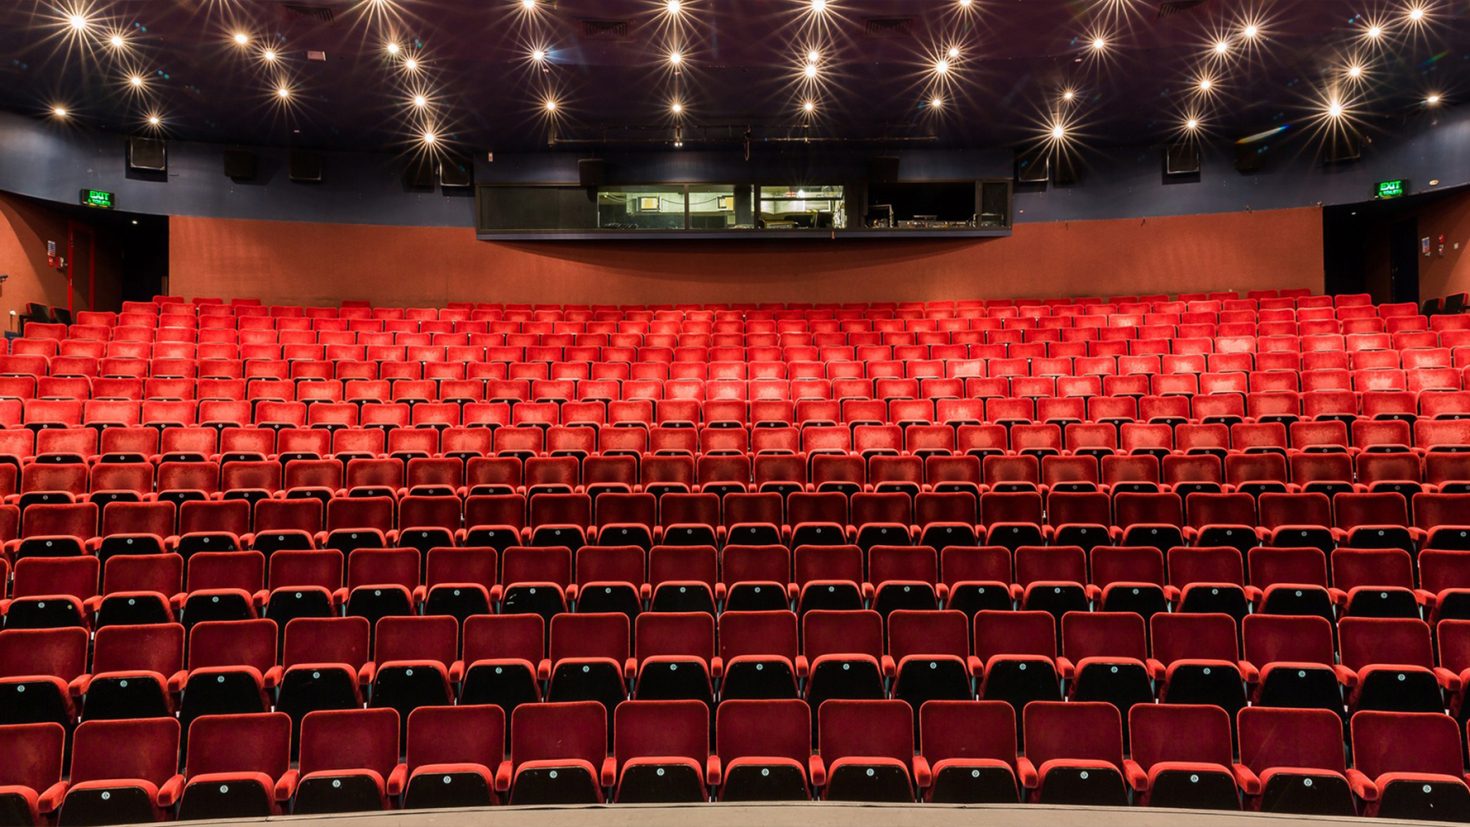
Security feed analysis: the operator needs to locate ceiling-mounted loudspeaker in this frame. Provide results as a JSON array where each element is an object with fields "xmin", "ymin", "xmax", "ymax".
[
  {"xmin": 223, "ymin": 149, "xmax": 258, "ymax": 181},
  {"xmin": 404, "ymin": 158, "xmax": 435, "ymax": 189},
  {"xmin": 1164, "ymin": 142, "xmax": 1200, "ymax": 176},
  {"xmin": 578, "ymin": 158, "xmax": 606, "ymax": 188},
  {"xmin": 289, "ymin": 150, "xmax": 323, "ymax": 183},
  {"xmin": 127, "ymin": 137, "xmax": 167, "ymax": 172},
  {"xmin": 1014, "ymin": 147, "xmax": 1048, "ymax": 184},
  {"xmin": 868, "ymin": 156, "xmax": 900, "ymax": 184},
  {"xmin": 439, "ymin": 157, "xmax": 472, "ymax": 188}
]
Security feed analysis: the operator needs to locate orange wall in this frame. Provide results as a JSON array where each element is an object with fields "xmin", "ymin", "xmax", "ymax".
[
  {"xmin": 170, "ymin": 206, "xmax": 1324, "ymax": 306},
  {"xmin": 0, "ymin": 192, "xmax": 120, "ymax": 328},
  {"xmin": 1418, "ymin": 189, "xmax": 1470, "ymax": 300}
]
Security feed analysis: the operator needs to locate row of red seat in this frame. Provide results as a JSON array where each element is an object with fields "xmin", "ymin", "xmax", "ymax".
[{"xmin": 8, "ymin": 701, "xmax": 1466, "ymax": 819}]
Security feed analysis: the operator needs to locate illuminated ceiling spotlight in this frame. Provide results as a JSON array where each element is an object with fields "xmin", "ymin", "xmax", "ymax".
[
  {"xmin": 929, "ymin": 95, "xmax": 944, "ymax": 110},
  {"xmin": 1196, "ymin": 75, "xmax": 1215, "ymax": 93},
  {"xmin": 1404, "ymin": 3, "xmax": 1427, "ymax": 23},
  {"xmin": 1184, "ymin": 116, "xmax": 1201, "ymax": 131},
  {"xmin": 385, "ymin": 41, "xmax": 401, "ymax": 55},
  {"xmin": 958, "ymin": 0, "xmax": 973, "ymax": 7},
  {"xmin": 145, "ymin": 113, "xmax": 162, "ymax": 127},
  {"xmin": 411, "ymin": 93, "xmax": 429, "ymax": 109},
  {"xmin": 1089, "ymin": 35, "xmax": 1107, "ymax": 52},
  {"xmin": 947, "ymin": 45, "xmax": 961, "ymax": 60},
  {"xmin": 809, "ymin": 0, "xmax": 829, "ymax": 14},
  {"xmin": 806, "ymin": 49, "xmax": 820, "ymax": 63},
  {"xmin": 803, "ymin": 61, "xmax": 818, "ymax": 78},
  {"xmin": 51, "ymin": 105, "xmax": 69, "ymax": 119},
  {"xmin": 530, "ymin": 48, "xmax": 547, "ymax": 63},
  {"xmin": 261, "ymin": 48, "xmax": 279, "ymax": 64},
  {"xmin": 1344, "ymin": 63, "xmax": 1366, "ymax": 80},
  {"xmin": 107, "ymin": 32, "xmax": 126, "ymax": 49},
  {"xmin": 232, "ymin": 31, "xmax": 250, "ymax": 46},
  {"xmin": 668, "ymin": 50, "xmax": 683, "ymax": 67},
  {"xmin": 520, "ymin": 0, "xmax": 537, "ymax": 9},
  {"xmin": 934, "ymin": 58, "xmax": 951, "ymax": 76},
  {"xmin": 801, "ymin": 98, "xmax": 816, "ymax": 113},
  {"xmin": 1362, "ymin": 20, "xmax": 1386, "ymax": 41},
  {"xmin": 403, "ymin": 56, "xmax": 421, "ymax": 72},
  {"xmin": 1212, "ymin": 38, "xmax": 1231, "ymax": 55},
  {"xmin": 1240, "ymin": 21, "xmax": 1261, "ymax": 41},
  {"xmin": 543, "ymin": 97, "xmax": 559, "ymax": 113},
  {"xmin": 67, "ymin": 12, "xmax": 89, "ymax": 32},
  {"xmin": 1325, "ymin": 97, "xmax": 1345, "ymax": 119},
  {"xmin": 1061, "ymin": 87, "xmax": 1077, "ymax": 103},
  {"xmin": 275, "ymin": 83, "xmax": 292, "ymax": 100},
  {"xmin": 127, "ymin": 73, "xmax": 145, "ymax": 88},
  {"xmin": 670, "ymin": 100, "xmax": 684, "ymax": 115},
  {"xmin": 420, "ymin": 128, "xmax": 438, "ymax": 146},
  {"xmin": 1048, "ymin": 120, "xmax": 1067, "ymax": 141},
  {"xmin": 665, "ymin": 0, "xmax": 683, "ymax": 15},
  {"xmin": 1425, "ymin": 92, "xmax": 1442, "ymax": 106}
]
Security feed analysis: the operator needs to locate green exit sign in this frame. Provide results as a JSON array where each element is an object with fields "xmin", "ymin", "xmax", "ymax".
[
  {"xmin": 79, "ymin": 189, "xmax": 114, "ymax": 209},
  {"xmin": 1375, "ymin": 179, "xmax": 1407, "ymax": 199}
]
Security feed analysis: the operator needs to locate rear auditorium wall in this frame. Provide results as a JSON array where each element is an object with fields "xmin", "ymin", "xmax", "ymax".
[{"xmin": 170, "ymin": 205, "xmax": 1323, "ymax": 306}]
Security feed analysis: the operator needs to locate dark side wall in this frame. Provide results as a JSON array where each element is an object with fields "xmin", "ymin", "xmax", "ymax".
[{"xmin": 0, "ymin": 191, "xmax": 124, "ymax": 324}]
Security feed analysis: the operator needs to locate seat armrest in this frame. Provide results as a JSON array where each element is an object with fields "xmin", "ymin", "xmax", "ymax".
[
  {"xmin": 1346, "ymin": 768, "xmax": 1379, "ymax": 802},
  {"xmin": 38, "ymin": 781, "xmax": 68, "ymax": 814},
  {"xmin": 967, "ymin": 655, "xmax": 985, "ymax": 677},
  {"xmin": 912, "ymin": 756, "xmax": 932, "ymax": 789},
  {"xmin": 706, "ymin": 755, "xmax": 722, "ymax": 787},
  {"xmin": 1056, "ymin": 657, "xmax": 1075, "ymax": 680},
  {"xmin": 1333, "ymin": 664, "xmax": 1358, "ymax": 687},
  {"xmin": 262, "ymin": 666, "xmax": 283, "ymax": 689},
  {"xmin": 275, "ymin": 770, "xmax": 299, "ymax": 802},
  {"xmin": 1123, "ymin": 760, "xmax": 1149, "ymax": 793},
  {"xmin": 537, "ymin": 658, "xmax": 551, "ymax": 682},
  {"xmin": 710, "ymin": 656, "xmax": 723, "ymax": 679},
  {"xmin": 157, "ymin": 774, "xmax": 185, "ymax": 808},
  {"xmin": 1231, "ymin": 764, "xmax": 1261, "ymax": 796},
  {"xmin": 1435, "ymin": 667, "xmax": 1462, "ymax": 692},
  {"xmin": 623, "ymin": 658, "xmax": 637, "ymax": 681},
  {"xmin": 358, "ymin": 662, "xmax": 377, "ymax": 685},
  {"xmin": 449, "ymin": 660, "xmax": 465, "ymax": 684},
  {"xmin": 795, "ymin": 655, "xmax": 809, "ymax": 678},
  {"xmin": 494, "ymin": 761, "xmax": 512, "ymax": 794},
  {"xmin": 1243, "ymin": 586, "xmax": 1263, "ymax": 603},
  {"xmin": 808, "ymin": 755, "xmax": 827, "ymax": 788},
  {"xmin": 68, "ymin": 675, "xmax": 90, "ymax": 697},
  {"xmin": 1238, "ymin": 660, "xmax": 1260, "ymax": 684},
  {"xmin": 1328, "ymin": 587, "xmax": 1348, "ymax": 605},
  {"xmin": 600, "ymin": 757, "xmax": 617, "ymax": 789},
  {"xmin": 167, "ymin": 670, "xmax": 189, "ymax": 694},
  {"xmin": 386, "ymin": 764, "xmax": 407, "ymax": 797},
  {"xmin": 1016, "ymin": 757, "xmax": 1039, "ymax": 789},
  {"xmin": 880, "ymin": 655, "xmax": 896, "ymax": 678},
  {"xmin": 1145, "ymin": 658, "xmax": 1166, "ymax": 681}
]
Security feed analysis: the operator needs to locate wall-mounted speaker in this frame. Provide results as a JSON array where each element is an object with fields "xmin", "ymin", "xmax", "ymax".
[
  {"xmin": 289, "ymin": 150, "xmax": 323, "ymax": 183},
  {"xmin": 868, "ymin": 156, "xmax": 900, "ymax": 184},
  {"xmin": 1323, "ymin": 130, "xmax": 1362, "ymax": 164},
  {"xmin": 404, "ymin": 158, "xmax": 436, "ymax": 189},
  {"xmin": 439, "ymin": 157, "xmax": 473, "ymax": 188},
  {"xmin": 1164, "ymin": 142, "xmax": 1201, "ymax": 176},
  {"xmin": 127, "ymin": 137, "xmax": 167, "ymax": 172},
  {"xmin": 223, "ymin": 149, "xmax": 258, "ymax": 181},
  {"xmin": 1234, "ymin": 143, "xmax": 1266, "ymax": 174},
  {"xmin": 1014, "ymin": 148, "xmax": 1048, "ymax": 184},
  {"xmin": 578, "ymin": 158, "xmax": 606, "ymax": 188},
  {"xmin": 1051, "ymin": 154, "xmax": 1080, "ymax": 186}
]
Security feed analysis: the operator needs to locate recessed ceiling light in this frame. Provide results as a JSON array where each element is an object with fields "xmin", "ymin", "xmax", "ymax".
[
  {"xmin": 232, "ymin": 32, "xmax": 249, "ymax": 46},
  {"xmin": 404, "ymin": 57, "xmax": 420, "ymax": 71},
  {"xmin": 128, "ymin": 74, "xmax": 144, "ymax": 88},
  {"xmin": 1090, "ymin": 36, "xmax": 1107, "ymax": 51},
  {"xmin": 67, "ymin": 14, "xmax": 88, "ymax": 32},
  {"xmin": 521, "ymin": 0, "xmax": 537, "ymax": 8},
  {"xmin": 385, "ymin": 41, "xmax": 401, "ymax": 55},
  {"xmin": 806, "ymin": 49, "xmax": 820, "ymax": 64},
  {"xmin": 108, "ymin": 33, "xmax": 125, "ymax": 48},
  {"xmin": 421, "ymin": 130, "xmax": 437, "ymax": 145},
  {"xmin": 1241, "ymin": 22, "xmax": 1260, "ymax": 40},
  {"xmin": 1346, "ymin": 64, "xmax": 1364, "ymax": 79},
  {"xmin": 1185, "ymin": 117, "xmax": 1200, "ymax": 130},
  {"xmin": 670, "ymin": 101, "xmax": 683, "ymax": 114},
  {"xmin": 959, "ymin": 0, "xmax": 973, "ymax": 7},
  {"xmin": 51, "ymin": 105, "xmax": 68, "ymax": 118},
  {"xmin": 1050, "ymin": 123, "xmax": 1066, "ymax": 140},
  {"xmin": 810, "ymin": 0, "xmax": 828, "ymax": 13},
  {"xmin": 668, "ymin": 51, "xmax": 683, "ymax": 66},
  {"xmin": 948, "ymin": 46, "xmax": 961, "ymax": 60},
  {"xmin": 930, "ymin": 96, "xmax": 943, "ymax": 109},
  {"xmin": 803, "ymin": 63, "xmax": 817, "ymax": 78},
  {"xmin": 1327, "ymin": 99, "xmax": 1344, "ymax": 118},
  {"xmin": 665, "ymin": 0, "xmax": 682, "ymax": 15},
  {"xmin": 147, "ymin": 114, "xmax": 161, "ymax": 126},
  {"xmin": 412, "ymin": 94, "xmax": 428, "ymax": 108},
  {"xmin": 531, "ymin": 48, "xmax": 547, "ymax": 62},
  {"xmin": 934, "ymin": 58, "xmax": 950, "ymax": 76},
  {"xmin": 276, "ymin": 85, "xmax": 291, "ymax": 99},
  {"xmin": 1425, "ymin": 92, "xmax": 1442, "ymax": 106},
  {"xmin": 1406, "ymin": 5, "xmax": 1426, "ymax": 22},
  {"xmin": 1364, "ymin": 24, "xmax": 1384, "ymax": 40},
  {"xmin": 544, "ymin": 98, "xmax": 558, "ymax": 112},
  {"xmin": 1198, "ymin": 77, "xmax": 1213, "ymax": 92},
  {"xmin": 1062, "ymin": 88, "xmax": 1076, "ymax": 102},
  {"xmin": 802, "ymin": 99, "xmax": 816, "ymax": 113},
  {"xmin": 1213, "ymin": 39, "xmax": 1230, "ymax": 55},
  {"xmin": 262, "ymin": 48, "xmax": 278, "ymax": 63}
]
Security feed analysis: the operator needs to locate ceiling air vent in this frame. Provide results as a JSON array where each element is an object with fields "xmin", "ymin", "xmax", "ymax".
[
  {"xmin": 864, "ymin": 17, "xmax": 914, "ymax": 38},
  {"xmin": 278, "ymin": 3, "xmax": 338, "ymax": 23},
  {"xmin": 581, "ymin": 19, "xmax": 631, "ymax": 40},
  {"xmin": 1156, "ymin": 0, "xmax": 1208, "ymax": 17}
]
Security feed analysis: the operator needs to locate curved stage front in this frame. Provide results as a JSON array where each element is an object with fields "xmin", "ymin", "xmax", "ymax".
[{"xmin": 177, "ymin": 802, "xmax": 1457, "ymax": 827}]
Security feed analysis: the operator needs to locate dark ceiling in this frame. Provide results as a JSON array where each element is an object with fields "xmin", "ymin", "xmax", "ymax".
[{"xmin": 1, "ymin": 0, "xmax": 1466, "ymax": 156}]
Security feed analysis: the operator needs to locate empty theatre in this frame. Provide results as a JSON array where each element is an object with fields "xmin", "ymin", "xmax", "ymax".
[{"xmin": 1, "ymin": 1, "xmax": 1470, "ymax": 826}]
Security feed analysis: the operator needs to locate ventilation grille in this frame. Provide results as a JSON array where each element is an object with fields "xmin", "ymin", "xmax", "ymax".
[
  {"xmin": 863, "ymin": 17, "xmax": 914, "ymax": 38},
  {"xmin": 581, "ymin": 19, "xmax": 631, "ymax": 40},
  {"xmin": 278, "ymin": 2, "xmax": 338, "ymax": 22},
  {"xmin": 1156, "ymin": 0, "xmax": 1208, "ymax": 17}
]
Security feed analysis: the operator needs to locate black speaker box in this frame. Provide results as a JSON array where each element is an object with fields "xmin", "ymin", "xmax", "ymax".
[
  {"xmin": 1323, "ymin": 130, "xmax": 1362, "ymax": 164},
  {"xmin": 578, "ymin": 158, "xmax": 606, "ymax": 188},
  {"xmin": 223, "ymin": 149, "xmax": 258, "ymax": 181},
  {"xmin": 289, "ymin": 150, "xmax": 323, "ymax": 183},
  {"xmin": 127, "ymin": 137, "xmax": 167, "ymax": 172},
  {"xmin": 1234, "ymin": 143, "xmax": 1265, "ymax": 174},
  {"xmin": 1164, "ymin": 142, "xmax": 1200, "ymax": 176},
  {"xmin": 1014, "ymin": 148, "xmax": 1048, "ymax": 184},
  {"xmin": 440, "ymin": 157, "xmax": 473, "ymax": 188},
  {"xmin": 404, "ymin": 158, "xmax": 436, "ymax": 189},
  {"xmin": 868, "ymin": 156, "xmax": 900, "ymax": 184},
  {"xmin": 1051, "ymin": 153, "xmax": 1080, "ymax": 186}
]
